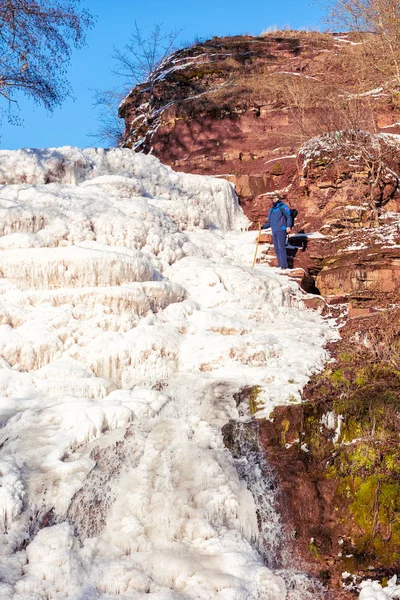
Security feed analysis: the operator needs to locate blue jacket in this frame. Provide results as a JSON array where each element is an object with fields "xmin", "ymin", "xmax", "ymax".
[{"xmin": 262, "ymin": 201, "xmax": 293, "ymax": 232}]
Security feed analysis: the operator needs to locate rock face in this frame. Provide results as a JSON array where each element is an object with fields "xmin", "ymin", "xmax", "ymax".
[
  {"xmin": 119, "ymin": 31, "xmax": 400, "ymax": 224},
  {"xmin": 259, "ymin": 308, "xmax": 400, "ymax": 593},
  {"xmin": 120, "ymin": 31, "xmax": 400, "ymax": 597},
  {"xmin": 285, "ymin": 131, "xmax": 400, "ymax": 299}
]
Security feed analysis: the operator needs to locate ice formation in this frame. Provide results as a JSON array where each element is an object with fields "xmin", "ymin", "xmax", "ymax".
[
  {"xmin": 357, "ymin": 576, "xmax": 400, "ymax": 599},
  {"xmin": 0, "ymin": 147, "xmax": 336, "ymax": 600}
]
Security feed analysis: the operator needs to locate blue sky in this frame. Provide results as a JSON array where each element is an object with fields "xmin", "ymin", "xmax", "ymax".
[{"xmin": 0, "ymin": 0, "xmax": 325, "ymax": 150}]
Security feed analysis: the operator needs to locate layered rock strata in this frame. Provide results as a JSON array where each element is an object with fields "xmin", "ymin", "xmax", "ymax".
[{"xmin": 119, "ymin": 31, "xmax": 400, "ymax": 220}]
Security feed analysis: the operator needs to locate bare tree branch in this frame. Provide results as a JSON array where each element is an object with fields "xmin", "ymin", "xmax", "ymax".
[
  {"xmin": 92, "ymin": 22, "xmax": 183, "ymax": 147},
  {"xmin": 0, "ymin": 0, "xmax": 94, "ymax": 137},
  {"xmin": 111, "ymin": 22, "xmax": 182, "ymax": 86}
]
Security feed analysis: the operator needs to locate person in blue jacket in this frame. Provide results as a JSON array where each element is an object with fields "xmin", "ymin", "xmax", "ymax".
[{"xmin": 261, "ymin": 194, "xmax": 293, "ymax": 269}]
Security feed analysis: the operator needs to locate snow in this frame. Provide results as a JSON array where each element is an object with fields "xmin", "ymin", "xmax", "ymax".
[
  {"xmin": 299, "ymin": 130, "xmax": 400, "ymax": 167},
  {"xmin": 272, "ymin": 71, "xmax": 322, "ymax": 81},
  {"xmin": 333, "ymin": 35, "xmax": 362, "ymax": 46},
  {"xmin": 358, "ymin": 576, "xmax": 400, "ymax": 599},
  {"xmin": 264, "ymin": 155, "xmax": 296, "ymax": 164},
  {"xmin": 381, "ymin": 122, "xmax": 400, "ymax": 129},
  {"xmin": 339, "ymin": 243, "xmax": 368, "ymax": 252},
  {"xmin": 0, "ymin": 146, "xmax": 337, "ymax": 600},
  {"xmin": 153, "ymin": 59, "xmax": 209, "ymax": 82},
  {"xmin": 345, "ymin": 87, "xmax": 385, "ymax": 99}
]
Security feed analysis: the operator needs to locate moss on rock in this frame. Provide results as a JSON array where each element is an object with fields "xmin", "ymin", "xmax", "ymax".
[{"xmin": 261, "ymin": 309, "xmax": 400, "ymax": 583}]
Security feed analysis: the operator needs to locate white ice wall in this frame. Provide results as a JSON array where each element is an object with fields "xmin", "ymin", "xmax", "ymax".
[
  {"xmin": 0, "ymin": 147, "xmax": 336, "ymax": 600},
  {"xmin": 0, "ymin": 146, "xmax": 248, "ymax": 230}
]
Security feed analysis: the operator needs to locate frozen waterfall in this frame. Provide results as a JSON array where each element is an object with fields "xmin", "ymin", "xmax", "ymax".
[{"xmin": 0, "ymin": 147, "xmax": 336, "ymax": 600}]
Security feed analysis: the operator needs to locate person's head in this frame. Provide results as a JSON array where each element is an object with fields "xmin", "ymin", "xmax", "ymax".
[{"xmin": 271, "ymin": 193, "xmax": 281, "ymax": 205}]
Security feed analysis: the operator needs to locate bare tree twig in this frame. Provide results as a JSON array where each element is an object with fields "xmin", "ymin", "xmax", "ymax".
[
  {"xmin": 0, "ymin": 0, "xmax": 94, "ymax": 139},
  {"xmin": 92, "ymin": 22, "xmax": 183, "ymax": 147}
]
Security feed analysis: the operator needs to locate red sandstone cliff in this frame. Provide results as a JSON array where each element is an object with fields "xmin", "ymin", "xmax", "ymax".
[{"xmin": 119, "ymin": 31, "xmax": 400, "ymax": 221}]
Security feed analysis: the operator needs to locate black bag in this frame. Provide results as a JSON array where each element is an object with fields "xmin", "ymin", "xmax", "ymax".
[{"xmin": 290, "ymin": 208, "xmax": 298, "ymax": 223}]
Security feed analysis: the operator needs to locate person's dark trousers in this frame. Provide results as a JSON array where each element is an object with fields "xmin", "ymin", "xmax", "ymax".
[{"xmin": 272, "ymin": 230, "xmax": 288, "ymax": 268}]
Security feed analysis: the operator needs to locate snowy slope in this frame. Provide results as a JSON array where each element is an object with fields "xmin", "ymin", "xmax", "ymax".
[{"xmin": 0, "ymin": 147, "xmax": 336, "ymax": 600}]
